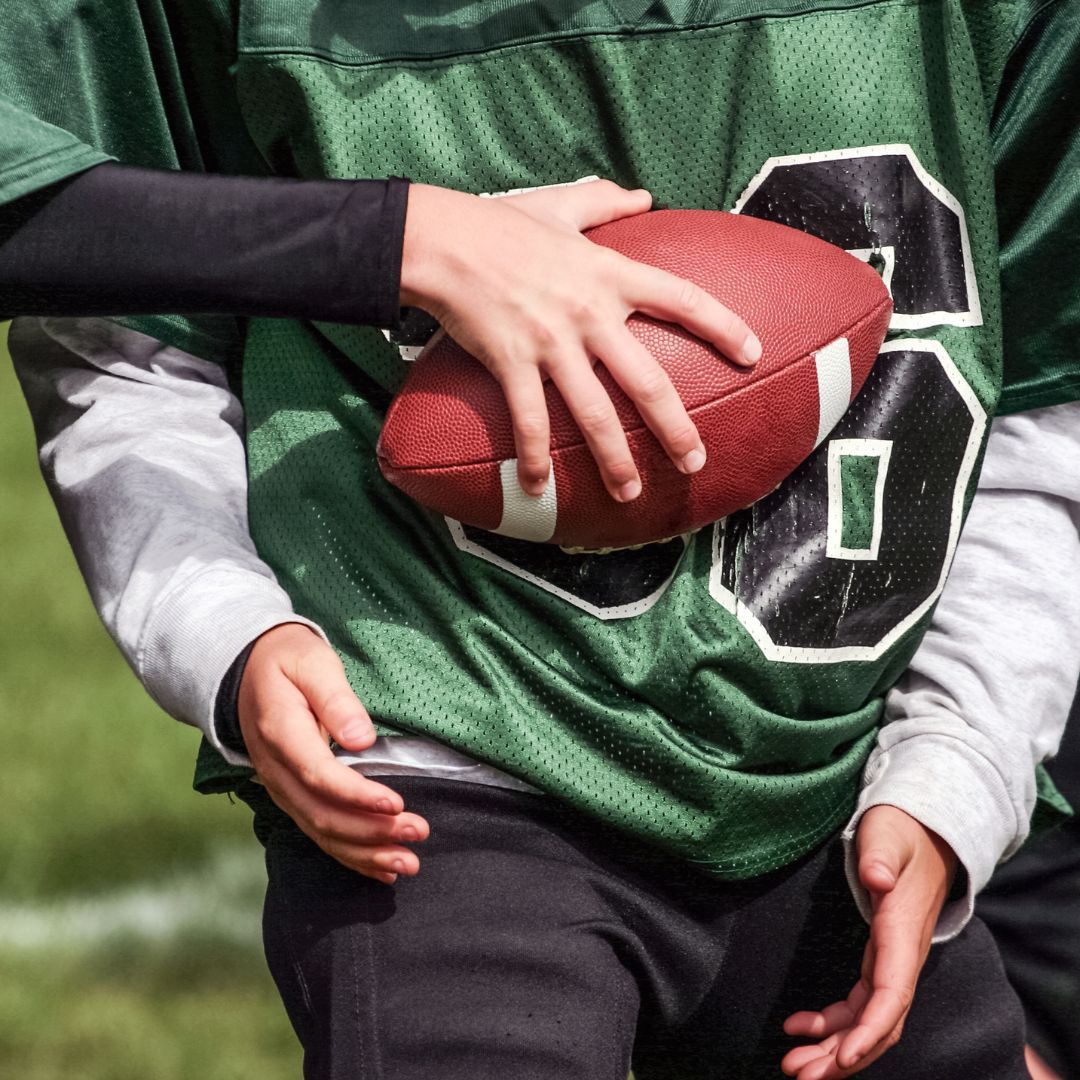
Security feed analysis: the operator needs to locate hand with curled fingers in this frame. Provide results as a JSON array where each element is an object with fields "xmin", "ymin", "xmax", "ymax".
[
  {"xmin": 780, "ymin": 805, "xmax": 959, "ymax": 1080},
  {"xmin": 237, "ymin": 623, "xmax": 428, "ymax": 886},
  {"xmin": 399, "ymin": 179, "xmax": 761, "ymax": 503}
]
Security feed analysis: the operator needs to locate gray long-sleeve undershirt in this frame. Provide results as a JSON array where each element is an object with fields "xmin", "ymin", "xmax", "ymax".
[{"xmin": 10, "ymin": 314, "xmax": 1080, "ymax": 941}]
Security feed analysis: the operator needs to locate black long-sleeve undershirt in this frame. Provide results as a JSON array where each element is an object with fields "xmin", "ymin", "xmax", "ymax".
[{"xmin": 0, "ymin": 163, "xmax": 409, "ymax": 329}]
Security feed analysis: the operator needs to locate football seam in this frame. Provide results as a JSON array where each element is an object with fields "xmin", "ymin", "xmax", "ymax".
[{"xmin": 382, "ymin": 293, "xmax": 893, "ymax": 473}]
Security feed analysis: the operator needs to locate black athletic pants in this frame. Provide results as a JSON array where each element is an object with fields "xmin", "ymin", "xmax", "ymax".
[
  {"xmin": 241, "ymin": 778, "xmax": 1028, "ymax": 1080},
  {"xmin": 978, "ymin": 706, "xmax": 1080, "ymax": 1079}
]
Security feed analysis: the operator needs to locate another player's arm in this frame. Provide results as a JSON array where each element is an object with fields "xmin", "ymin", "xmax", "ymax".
[
  {"xmin": 0, "ymin": 163, "xmax": 410, "ymax": 330},
  {"xmin": 1, "ymin": 172, "xmax": 759, "ymax": 502}
]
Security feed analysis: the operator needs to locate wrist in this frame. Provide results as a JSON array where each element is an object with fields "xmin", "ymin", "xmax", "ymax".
[
  {"xmin": 222, "ymin": 623, "xmax": 322, "ymax": 756},
  {"xmin": 248, "ymin": 620, "xmax": 321, "ymax": 658},
  {"xmin": 399, "ymin": 184, "xmax": 477, "ymax": 310}
]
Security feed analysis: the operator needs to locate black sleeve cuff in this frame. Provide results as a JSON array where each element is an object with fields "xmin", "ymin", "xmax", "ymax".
[
  {"xmin": 213, "ymin": 639, "xmax": 260, "ymax": 758},
  {"xmin": 322, "ymin": 174, "xmax": 410, "ymax": 330}
]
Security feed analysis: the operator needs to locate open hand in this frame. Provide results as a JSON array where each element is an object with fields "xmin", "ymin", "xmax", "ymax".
[
  {"xmin": 399, "ymin": 179, "xmax": 761, "ymax": 502},
  {"xmin": 238, "ymin": 623, "xmax": 429, "ymax": 885},
  {"xmin": 780, "ymin": 805, "xmax": 958, "ymax": 1079}
]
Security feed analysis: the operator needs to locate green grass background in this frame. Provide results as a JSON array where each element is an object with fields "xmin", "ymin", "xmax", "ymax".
[{"xmin": 0, "ymin": 322, "xmax": 300, "ymax": 1079}]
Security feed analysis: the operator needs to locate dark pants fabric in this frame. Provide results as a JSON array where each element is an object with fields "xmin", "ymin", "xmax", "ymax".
[
  {"xmin": 978, "ymin": 819, "xmax": 1080, "ymax": 1079},
  {"xmin": 241, "ymin": 778, "xmax": 1028, "ymax": 1080},
  {"xmin": 978, "ymin": 707, "xmax": 1080, "ymax": 1079}
]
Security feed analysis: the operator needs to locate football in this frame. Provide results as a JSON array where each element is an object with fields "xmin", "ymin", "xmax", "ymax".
[{"xmin": 377, "ymin": 209, "xmax": 892, "ymax": 550}]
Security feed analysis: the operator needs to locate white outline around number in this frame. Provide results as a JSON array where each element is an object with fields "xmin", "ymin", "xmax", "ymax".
[
  {"xmin": 826, "ymin": 439, "xmax": 893, "ymax": 561},
  {"xmin": 444, "ymin": 518, "xmax": 690, "ymax": 620}
]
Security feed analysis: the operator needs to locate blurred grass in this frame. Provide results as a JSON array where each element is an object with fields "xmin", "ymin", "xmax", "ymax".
[{"xmin": 0, "ymin": 322, "xmax": 300, "ymax": 1078}]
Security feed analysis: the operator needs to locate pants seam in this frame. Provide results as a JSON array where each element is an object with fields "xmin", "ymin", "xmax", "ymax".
[
  {"xmin": 276, "ymin": 858, "xmax": 319, "ymax": 1040},
  {"xmin": 351, "ymin": 919, "xmax": 383, "ymax": 1079}
]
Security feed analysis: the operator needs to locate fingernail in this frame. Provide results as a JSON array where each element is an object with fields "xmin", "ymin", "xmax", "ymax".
[
  {"xmin": 681, "ymin": 447, "xmax": 706, "ymax": 474},
  {"xmin": 376, "ymin": 798, "xmax": 395, "ymax": 814},
  {"xmin": 341, "ymin": 721, "xmax": 369, "ymax": 744},
  {"xmin": 401, "ymin": 826, "xmax": 419, "ymax": 842},
  {"xmin": 526, "ymin": 479, "xmax": 547, "ymax": 497},
  {"xmin": 741, "ymin": 332, "xmax": 762, "ymax": 365},
  {"xmin": 392, "ymin": 859, "xmax": 406, "ymax": 874},
  {"xmin": 618, "ymin": 479, "xmax": 641, "ymax": 502}
]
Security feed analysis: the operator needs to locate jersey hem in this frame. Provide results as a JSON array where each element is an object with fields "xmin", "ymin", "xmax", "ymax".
[
  {"xmin": 193, "ymin": 728, "xmax": 861, "ymax": 880},
  {"xmin": 0, "ymin": 145, "xmax": 113, "ymax": 207},
  {"xmin": 108, "ymin": 314, "xmax": 241, "ymax": 368},
  {"xmin": 996, "ymin": 376, "xmax": 1080, "ymax": 416}
]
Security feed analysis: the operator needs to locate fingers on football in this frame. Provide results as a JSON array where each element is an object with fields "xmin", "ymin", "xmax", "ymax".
[
  {"xmin": 592, "ymin": 326, "xmax": 705, "ymax": 474},
  {"xmin": 547, "ymin": 353, "xmax": 641, "ymax": 501},
  {"xmin": 552, "ymin": 178, "xmax": 653, "ymax": 231},
  {"xmin": 626, "ymin": 261, "xmax": 761, "ymax": 367},
  {"xmin": 497, "ymin": 363, "xmax": 552, "ymax": 495}
]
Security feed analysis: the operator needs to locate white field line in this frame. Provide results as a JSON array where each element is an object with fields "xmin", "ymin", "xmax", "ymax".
[{"xmin": 0, "ymin": 846, "xmax": 265, "ymax": 951}]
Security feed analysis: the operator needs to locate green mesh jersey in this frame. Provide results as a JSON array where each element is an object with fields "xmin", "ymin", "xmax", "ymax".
[{"xmin": 3, "ymin": 1, "xmax": 1079, "ymax": 875}]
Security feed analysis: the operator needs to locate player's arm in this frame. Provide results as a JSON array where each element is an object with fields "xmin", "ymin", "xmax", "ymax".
[
  {"xmin": 0, "ymin": 93, "xmax": 414, "ymax": 329},
  {"xmin": 845, "ymin": 402, "xmax": 1080, "ymax": 940},
  {"xmin": 784, "ymin": 8, "xmax": 1080, "ymax": 1075},
  {"xmin": 9, "ymin": 315, "xmax": 428, "ymax": 885},
  {"xmin": 782, "ymin": 400, "xmax": 1080, "ymax": 1080}
]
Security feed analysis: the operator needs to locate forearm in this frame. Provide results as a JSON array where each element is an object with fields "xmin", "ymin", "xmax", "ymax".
[
  {"xmin": 843, "ymin": 400, "xmax": 1080, "ymax": 941},
  {"xmin": 1, "ymin": 164, "xmax": 407, "ymax": 328}
]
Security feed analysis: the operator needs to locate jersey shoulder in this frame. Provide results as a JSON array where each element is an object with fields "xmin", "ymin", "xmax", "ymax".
[{"xmin": 985, "ymin": 0, "xmax": 1080, "ymax": 413}]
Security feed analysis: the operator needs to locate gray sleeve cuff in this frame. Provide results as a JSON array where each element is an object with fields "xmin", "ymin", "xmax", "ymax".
[
  {"xmin": 136, "ymin": 566, "xmax": 330, "ymax": 767},
  {"xmin": 841, "ymin": 728, "xmax": 1017, "ymax": 943}
]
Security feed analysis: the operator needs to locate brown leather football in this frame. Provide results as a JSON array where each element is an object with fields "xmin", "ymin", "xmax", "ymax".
[{"xmin": 377, "ymin": 209, "xmax": 892, "ymax": 550}]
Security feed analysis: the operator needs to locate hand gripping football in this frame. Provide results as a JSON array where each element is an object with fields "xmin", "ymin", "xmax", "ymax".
[{"xmin": 377, "ymin": 209, "xmax": 892, "ymax": 550}]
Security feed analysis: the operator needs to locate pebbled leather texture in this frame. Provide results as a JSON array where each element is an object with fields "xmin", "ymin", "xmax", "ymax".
[{"xmin": 378, "ymin": 209, "xmax": 892, "ymax": 548}]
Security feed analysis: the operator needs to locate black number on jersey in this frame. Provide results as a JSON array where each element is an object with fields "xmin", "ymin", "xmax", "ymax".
[
  {"xmin": 446, "ymin": 521, "xmax": 689, "ymax": 620},
  {"xmin": 735, "ymin": 145, "xmax": 981, "ymax": 330},
  {"xmin": 710, "ymin": 343, "xmax": 983, "ymax": 661}
]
